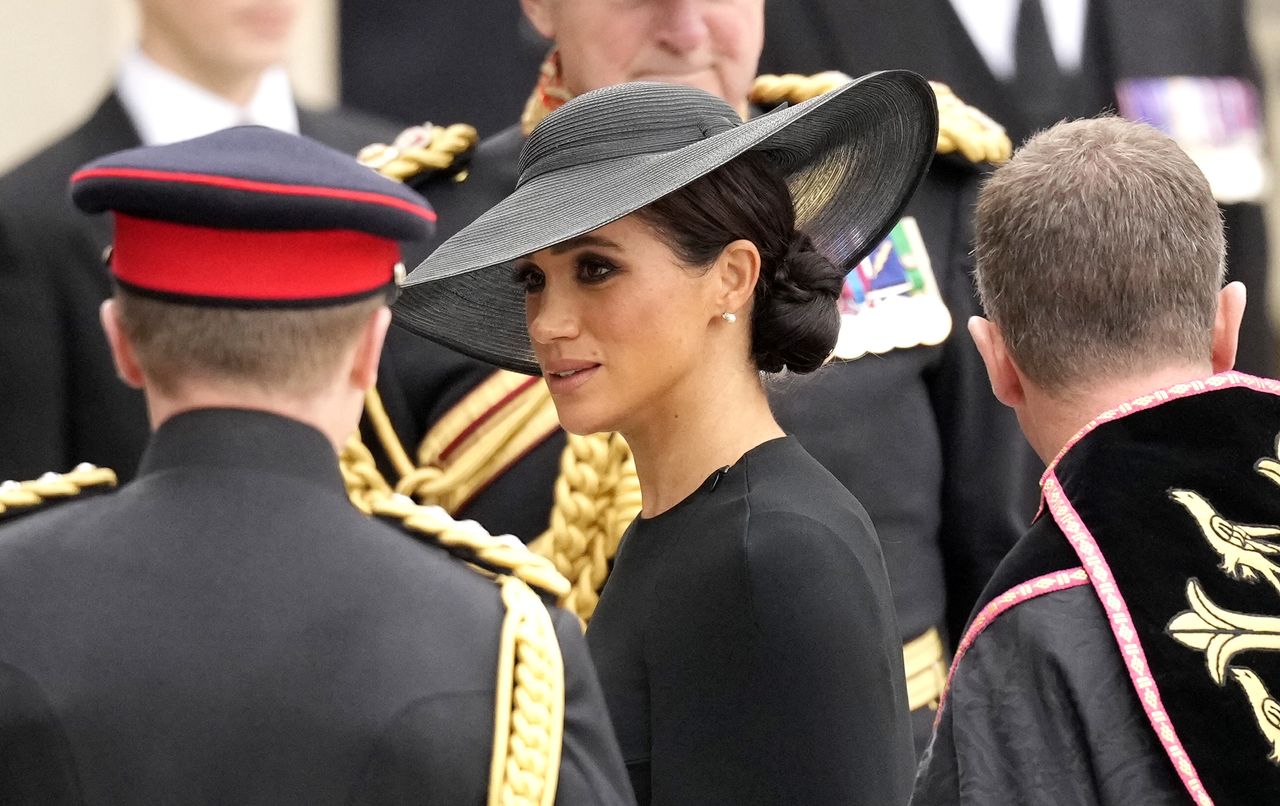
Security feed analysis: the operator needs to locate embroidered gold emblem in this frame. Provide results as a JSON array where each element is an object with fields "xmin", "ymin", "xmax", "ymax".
[
  {"xmin": 1166, "ymin": 436, "xmax": 1280, "ymax": 765},
  {"xmin": 1170, "ymin": 489, "xmax": 1280, "ymax": 594}
]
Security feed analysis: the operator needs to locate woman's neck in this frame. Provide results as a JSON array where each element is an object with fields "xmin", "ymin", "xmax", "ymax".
[{"xmin": 622, "ymin": 365, "xmax": 784, "ymax": 518}]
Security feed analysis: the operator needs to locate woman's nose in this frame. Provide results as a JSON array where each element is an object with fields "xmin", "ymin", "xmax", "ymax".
[{"xmin": 527, "ymin": 285, "xmax": 581, "ymax": 344}]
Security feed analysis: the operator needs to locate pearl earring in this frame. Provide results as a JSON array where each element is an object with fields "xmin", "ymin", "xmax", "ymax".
[{"xmin": 721, "ymin": 311, "xmax": 737, "ymax": 323}]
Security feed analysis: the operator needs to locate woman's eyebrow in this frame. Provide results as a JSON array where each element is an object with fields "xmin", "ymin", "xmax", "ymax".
[{"xmin": 549, "ymin": 234, "xmax": 622, "ymax": 254}]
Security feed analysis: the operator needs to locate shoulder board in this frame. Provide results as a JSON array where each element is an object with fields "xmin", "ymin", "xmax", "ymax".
[
  {"xmin": 356, "ymin": 122, "xmax": 479, "ymax": 185},
  {"xmin": 0, "ymin": 463, "xmax": 117, "ymax": 522},
  {"xmin": 369, "ymin": 493, "xmax": 571, "ymax": 601},
  {"xmin": 750, "ymin": 73, "xmax": 1012, "ymax": 165}
]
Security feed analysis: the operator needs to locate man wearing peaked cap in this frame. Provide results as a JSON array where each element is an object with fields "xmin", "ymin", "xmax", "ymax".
[{"xmin": 0, "ymin": 127, "xmax": 631, "ymax": 805}]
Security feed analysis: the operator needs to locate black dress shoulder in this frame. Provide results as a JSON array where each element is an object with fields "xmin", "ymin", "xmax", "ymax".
[{"xmin": 587, "ymin": 436, "xmax": 914, "ymax": 805}]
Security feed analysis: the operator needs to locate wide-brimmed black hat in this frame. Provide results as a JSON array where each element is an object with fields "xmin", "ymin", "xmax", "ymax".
[{"xmin": 396, "ymin": 72, "xmax": 938, "ymax": 374}]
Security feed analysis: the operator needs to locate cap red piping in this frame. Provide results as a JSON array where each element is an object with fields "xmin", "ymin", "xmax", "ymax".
[{"xmin": 71, "ymin": 167, "xmax": 437, "ymax": 222}]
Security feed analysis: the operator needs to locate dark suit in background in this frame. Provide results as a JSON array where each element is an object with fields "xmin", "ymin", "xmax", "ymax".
[
  {"xmin": 339, "ymin": 0, "xmax": 547, "ymax": 136},
  {"xmin": 759, "ymin": 0, "xmax": 1276, "ymax": 377},
  {"xmin": 0, "ymin": 407, "xmax": 631, "ymax": 803},
  {"xmin": 0, "ymin": 96, "xmax": 401, "ymax": 483}
]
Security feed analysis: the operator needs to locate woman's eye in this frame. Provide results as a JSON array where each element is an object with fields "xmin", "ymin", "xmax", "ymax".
[
  {"xmin": 578, "ymin": 257, "xmax": 618, "ymax": 283},
  {"xmin": 514, "ymin": 266, "xmax": 545, "ymax": 293}
]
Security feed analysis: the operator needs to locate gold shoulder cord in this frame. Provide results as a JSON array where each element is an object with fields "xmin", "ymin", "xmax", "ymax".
[
  {"xmin": 362, "ymin": 491, "xmax": 570, "ymax": 805},
  {"xmin": 750, "ymin": 73, "xmax": 1012, "ymax": 164},
  {"xmin": 0, "ymin": 463, "xmax": 117, "ymax": 518}
]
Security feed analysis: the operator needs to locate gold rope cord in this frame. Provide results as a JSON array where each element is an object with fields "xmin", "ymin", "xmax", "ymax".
[
  {"xmin": 529, "ymin": 432, "xmax": 642, "ymax": 623},
  {"xmin": 750, "ymin": 73, "xmax": 1012, "ymax": 165},
  {"xmin": 0, "ymin": 463, "xmax": 118, "ymax": 517},
  {"xmin": 370, "ymin": 492, "xmax": 571, "ymax": 601},
  {"xmin": 363, "ymin": 387, "xmax": 416, "ymax": 480},
  {"xmin": 489, "ymin": 575, "xmax": 566, "ymax": 806}
]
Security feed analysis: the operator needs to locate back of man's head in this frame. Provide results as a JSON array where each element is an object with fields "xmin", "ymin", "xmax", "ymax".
[
  {"xmin": 113, "ymin": 292, "xmax": 385, "ymax": 398},
  {"xmin": 70, "ymin": 126, "xmax": 435, "ymax": 431},
  {"xmin": 974, "ymin": 116, "xmax": 1225, "ymax": 394}
]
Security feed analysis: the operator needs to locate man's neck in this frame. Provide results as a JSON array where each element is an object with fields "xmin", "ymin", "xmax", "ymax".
[
  {"xmin": 1026, "ymin": 363, "xmax": 1219, "ymax": 464},
  {"xmin": 145, "ymin": 385, "xmax": 360, "ymax": 455}
]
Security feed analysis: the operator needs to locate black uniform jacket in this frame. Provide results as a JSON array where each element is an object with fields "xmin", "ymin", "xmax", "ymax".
[
  {"xmin": 0, "ymin": 408, "xmax": 632, "ymax": 805},
  {"xmin": 0, "ymin": 95, "xmax": 403, "ymax": 483},
  {"xmin": 388, "ymin": 120, "xmax": 1039, "ymax": 653},
  {"xmin": 760, "ymin": 0, "xmax": 1274, "ymax": 377}
]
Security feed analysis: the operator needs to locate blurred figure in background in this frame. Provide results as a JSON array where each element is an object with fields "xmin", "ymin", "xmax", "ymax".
[
  {"xmin": 761, "ymin": 0, "xmax": 1276, "ymax": 377},
  {"xmin": 0, "ymin": 0, "xmax": 400, "ymax": 483}
]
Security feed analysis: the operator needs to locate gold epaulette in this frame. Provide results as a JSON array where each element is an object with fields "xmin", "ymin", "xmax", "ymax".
[
  {"xmin": 370, "ymin": 492, "xmax": 571, "ymax": 601},
  {"xmin": 750, "ymin": 73, "xmax": 1012, "ymax": 164},
  {"xmin": 930, "ymin": 81, "xmax": 1012, "ymax": 164},
  {"xmin": 357, "ymin": 122, "xmax": 479, "ymax": 184},
  {"xmin": 0, "ymin": 463, "xmax": 117, "ymax": 520}
]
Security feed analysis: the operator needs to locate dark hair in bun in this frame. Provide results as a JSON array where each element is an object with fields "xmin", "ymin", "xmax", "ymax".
[{"xmin": 634, "ymin": 151, "xmax": 844, "ymax": 374}]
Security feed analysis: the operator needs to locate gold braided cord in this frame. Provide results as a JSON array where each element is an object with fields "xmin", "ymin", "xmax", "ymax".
[
  {"xmin": 357, "ymin": 123, "xmax": 479, "ymax": 183},
  {"xmin": 749, "ymin": 73, "xmax": 1012, "ymax": 164},
  {"xmin": 398, "ymin": 376, "xmax": 559, "ymax": 515},
  {"xmin": 339, "ymin": 433, "xmax": 395, "ymax": 515},
  {"xmin": 530, "ymin": 432, "xmax": 641, "ymax": 623},
  {"xmin": 0, "ymin": 463, "xmax": 117, "ymax": 517},
  {"xmin": 489, "ymin": 575, "xmax": 565, "ymax": 806},
  {"xmin": 363, "ymin": 387, "xmax": 416, "ymax": 480},
  {"xmin": 371, "ymin": 493, "xmax": 570, "ymax": 601}
]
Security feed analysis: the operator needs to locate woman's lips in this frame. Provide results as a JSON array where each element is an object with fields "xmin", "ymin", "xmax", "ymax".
[{"xmin": 544, "ymin": 364, "xmax": 601, "ymax": 394}]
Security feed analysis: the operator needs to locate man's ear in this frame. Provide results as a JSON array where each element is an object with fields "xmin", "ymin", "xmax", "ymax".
[
  {"xmin": 1211, "ymin": 281, "xmax": 1247, "ymax": 373},
  {"xmin": 712, "ymin": 239, "xmax": 761, "ymax": 322},
  {"xmin": 520, "ymin": 0, "xmax": 557, "ymax": 39},
  {"xmin": 350, "ymin": 305, "xmax": 392, "ymax": 392},
  {"xmin": 100, "ymin": 299, "xmax": 145, "ymax": 389},
  {"xmin": 968, "ymin": 315, "xmax": 1026, "ymax": 408}
]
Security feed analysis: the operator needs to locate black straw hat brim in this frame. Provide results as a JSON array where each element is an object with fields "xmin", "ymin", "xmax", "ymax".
[{"xmin": 396, "ymin": 71, "xmax": 938, "ymax": 375}]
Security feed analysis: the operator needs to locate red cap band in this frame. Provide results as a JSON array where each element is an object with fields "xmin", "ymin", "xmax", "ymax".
[{"xmin": 111, "ymin": 214, "xmax": 400, "ymax": 303}]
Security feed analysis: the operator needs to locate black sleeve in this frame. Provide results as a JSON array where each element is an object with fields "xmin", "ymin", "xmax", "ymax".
[
  {"xmin": 550, "ymin": 607, "xmax": 636, "ymax": 806},
  {"xmin": 746, "ymin": 511, "xmax": 915, "ymax": 805},
  {"xmin": 0, "ymin": 214, "xmax": 71, "ymax": 481},
  {"xmin": 913, "ymin": 588, "xmax": 1184, "ymax": 805},
  {"xmin": 927, "ymin": 167, "xmax": 1043, "ymax": 640}
]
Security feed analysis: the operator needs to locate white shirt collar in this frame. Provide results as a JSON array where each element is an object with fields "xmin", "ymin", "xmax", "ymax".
[
  {"xmin": 949, "ymin": 0, "xmax": 1089, "ymax": 80},
  {"xmin": 115, "ymin": 48, "xmax": 300, "ymax": 146}
]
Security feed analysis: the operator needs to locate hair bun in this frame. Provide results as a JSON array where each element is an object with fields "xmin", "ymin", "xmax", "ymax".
[{"xmin": 751, "ymin": 231, "xmax": 844, "ymax": 374}]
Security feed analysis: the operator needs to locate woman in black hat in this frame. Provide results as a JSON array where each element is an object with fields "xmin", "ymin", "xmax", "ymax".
[{"xmin": 397, "ymin": 75, "xmax": 937, "ymax": 805}]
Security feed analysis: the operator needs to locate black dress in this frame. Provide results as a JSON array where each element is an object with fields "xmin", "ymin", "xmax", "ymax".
[{"xmin": 586, "ymin": 436, "xmax": 914, "ymax": 805}]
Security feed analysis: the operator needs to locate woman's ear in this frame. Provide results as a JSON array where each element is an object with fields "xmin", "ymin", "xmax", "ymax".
[{"xmin": 712, "ymin": 239, "xmax": 761, "ymax": 319}]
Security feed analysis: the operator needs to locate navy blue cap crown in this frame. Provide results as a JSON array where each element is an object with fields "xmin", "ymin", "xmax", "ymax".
[{"xmin": 71, "ymin": 125, "xmax": 435, "ymax": 241}]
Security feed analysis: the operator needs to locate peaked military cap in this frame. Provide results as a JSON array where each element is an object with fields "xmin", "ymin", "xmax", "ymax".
[{"xmin": 70, "ymin": 126, "xmax": 436, "ymax": 306}]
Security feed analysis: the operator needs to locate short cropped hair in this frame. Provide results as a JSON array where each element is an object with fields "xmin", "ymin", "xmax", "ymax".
[
  {"xmin": 973, "ymin": 116, "xmax": 1225, "ymax": 392},
  {"xmin": 115, "ymin": 290, "xmax": 385, "ymax": 397}
]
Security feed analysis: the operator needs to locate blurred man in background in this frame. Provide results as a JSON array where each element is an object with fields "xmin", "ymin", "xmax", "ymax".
[
  {"xmin": 760, "ymin": 0, "xmax": 1276, "ymax": 377},
  {"xmin": 0, "ymin": 0, "xmax": 400, "ymax": 483}
]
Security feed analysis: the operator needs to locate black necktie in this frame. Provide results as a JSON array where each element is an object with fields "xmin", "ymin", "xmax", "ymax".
[{"xmin": 1013, "ymin": 0, "xmax": 1072, "ymax": 136}]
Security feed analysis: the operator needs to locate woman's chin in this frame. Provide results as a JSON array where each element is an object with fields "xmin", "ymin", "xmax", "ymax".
[{"xmin": 551, "ymin": 402, "xmax": 617, "ymax": 437}]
